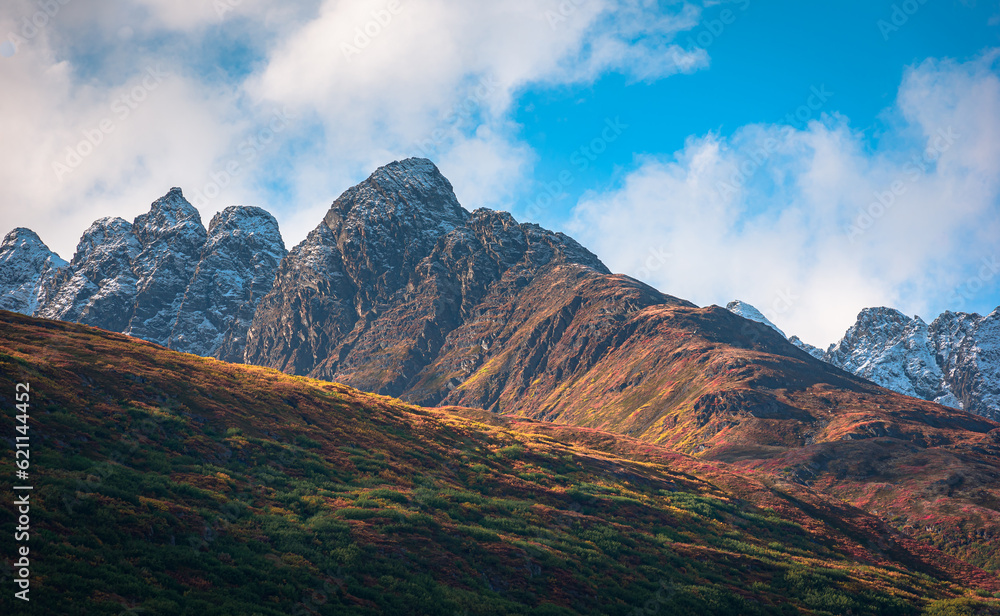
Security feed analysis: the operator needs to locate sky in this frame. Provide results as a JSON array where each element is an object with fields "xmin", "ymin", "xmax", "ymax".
[{"xmin": 1, "ymin": 0, "xmax": 999, "ymax": 346}]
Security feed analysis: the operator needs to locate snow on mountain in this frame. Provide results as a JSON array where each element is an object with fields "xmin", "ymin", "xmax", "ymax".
[
  {"xmin": 36, "ymin": 217, "xmax": 142, "ymax": 332},
  {"xmin": 0, "ymin": 228, "xmax": 66, "ymax": 315},
  {"xmin": 823, "ymin": 307, "xmax": 956, "ymax": 406},
  {"xmin": 170, "ymin": 206, "xmax": 286, "ymax": 360},
  {"xmin": 7, "ymin": 189, "xmax": 284, "ymax": 360},
  {"xmin": 788, "ymin": 336, "xmax": 826, "ymax": 360},
  {"xmin": 725, "ymin": 300, "xmax": 786, "ymax": 338},
  {"xmin": 724, "ymin": 300, "xmax": 999, "ymax": 420},
  {"xmin": 126, "ymin": 188, "xmax": 209, "ymax": 346},
  {"xmin": 806, "ymin": 306, "xmax": 1000, "ymax": 420}
]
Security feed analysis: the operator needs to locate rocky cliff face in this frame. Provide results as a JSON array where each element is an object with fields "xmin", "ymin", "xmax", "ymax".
[
  {"xmin": 725, "ymin": 300, "xmax": 1000, "ymax": 421},
  {"xmin": 38, "ymin": 217, "xmax": 142, "ymax": 332},
  {"xmin": 244, "ymin": 158, "xmax": 616, "ymax": 400},
  {"xmin": 8, "ymin": 189, "xmax": 285, "ymax": 359},
  {"xmin": 170, "ymin": 206, "xmax": 287, "ymax": 360},
  {"xmin": 0, "ymin": 228, "xmax": 66, "ymax": 314},
  {"xmin": 126, "ymin": 188, "xmax": 209, "ymax": 345},
  {"xmin": 820, "ymin": 307, "xmax": 1000, "ymax": 420},
  {"xmin": 823, "ymin": 307, "xmax": 963, "ymax": 408}
]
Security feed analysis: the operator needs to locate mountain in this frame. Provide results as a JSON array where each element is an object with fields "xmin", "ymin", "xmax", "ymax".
[
  {"xmin": 5, "ymin": 159, "xmax": 1000, "ymax": 579},
  {"xmin": 725, "ymin": 301, "xmax": 1000, "ymax": 421},
  {"xmin": 0, "ymin": 227, "xmax": 66, "ymax": 314},
  {"xmin": 823, "ymin": 307, "xmax": 966, "ymax": 411},
  {"xmin": 2, "ymin": 309, "xmax": 999, "ymax": 615},
  {"xmin": 244, "ymin": 157, "xmax": 617, "ymax": 402},
  {"xmin": 169, "ymin": 205, "xmax": 287, "ymax": 361},
  {"xmin": 38, "ymin": 216, "xmax": 144, "ymax": 332},
  {"xmin": 725, "ymin": 300, "xmax": 786, "ymax": 338},
  {"xmin": 11, "ymin": 189, "xmax": 286, "ymax": 360}
]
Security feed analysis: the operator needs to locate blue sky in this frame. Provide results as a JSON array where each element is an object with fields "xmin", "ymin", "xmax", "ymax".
[
  {"xmin": 1, "ymin": 0, "xmax": 998, "ymax": 344},
  {"xmin": 518, "ymin": 0, "xmax": 1000, "ymax": 225}
]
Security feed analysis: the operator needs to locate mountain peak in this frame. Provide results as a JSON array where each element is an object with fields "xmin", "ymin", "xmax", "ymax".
[
  {"xmin": 73, "ymin": 217, "xmax": 134, "ymax": 263},
  {"xmin": 208, "ymin": 205, "xmax": 283, "ymax": 241},
  {"xmin": 0, "ymin": 227, "xmax": 66, "ymax": 268},
  {"xmin": 854, "ymin": 306, "xmax": 919, "ymax": 325},
  {"xmin": 3, "ymin": 227, "xmax": 46, "ymax": 248},
  {"xmin": 324, "ymin": 158, "xmax": 466, "ymax": 232},
  {"xmin": 0, "ymin": 227, "xmax": 65, "ymax": 315},
  {"xmin": 725, "ymin": 300, "xmax": 786, "ymax": 338},
  {"xmin": 376, "ymin": 156, "xmax": 442, "ymax": 177},
  {"xmin": 133, "ymin": 188, "xmax": 205, "ymax": 246}
]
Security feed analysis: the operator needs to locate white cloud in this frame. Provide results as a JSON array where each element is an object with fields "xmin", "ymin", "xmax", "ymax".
[
  {"xmin": 0, "ymin": 0, "xmax": 704, "ymax": 260},
  {"xmin": 569, "ymin": 52, "xmax": 1000, "ymax": 346}
]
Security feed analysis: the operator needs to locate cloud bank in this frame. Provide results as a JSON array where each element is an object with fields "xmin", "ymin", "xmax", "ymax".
[
  {"xmin": 0, "ymin": 0, "xmax": 705, "ymax": 261},
  {"xmin": 569, "ymin": 52, "xmax": 1000, "ymax": 345}
]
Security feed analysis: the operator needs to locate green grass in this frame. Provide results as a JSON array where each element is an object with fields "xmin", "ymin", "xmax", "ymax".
[{"xmin": 0, "ymin": 312, "xmax": 992, "ymax": 614}]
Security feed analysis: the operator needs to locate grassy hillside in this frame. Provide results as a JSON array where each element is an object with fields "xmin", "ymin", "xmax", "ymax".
[{"xmin": 1, "ymin": 311, "xmax": 998, "ymax": 615}]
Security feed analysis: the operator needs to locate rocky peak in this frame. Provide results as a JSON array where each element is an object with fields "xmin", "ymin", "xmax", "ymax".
[
  {"xmin": 171, "ymin": 205, "xmax": 287, "ymax": 360},
  {"xmin": 2, "ymin": 227, "xmax": 51, "ymax": 252},
  {"xmin": 125, "ymin": 189, "xmax": 208, "ymax": 345},
  {"xmin": 788, "ymin": 335, "xmax": 826, "ymax": 360},
  {"xmin": 207, "ymin": 206, "xmax": 283, "ymax": 242},
  {"xmin": 0, "ymin": 228, "xmax": 66, "ymax": 314},
  {"xmin": 244, "ymin": 162, "xmax": 613, "ymax": 394},
  {"xmin": 132, "ymin": 187, "xmax": 205, "ymax": 246},
  {"xmin": 72, "ymin": 217, "xmax": 137, "ymax": 264},
  {"xmin": 725, "ymin": 300, "xmax": 786, "ymax": 338},
  {"xmin": 925, "ymin": 308, "xmax": 1000, "ymax": 419},
  {"xmin": 316, "ymin": 158, "xmax": 471, "ymax": 313},
  {"xmin": 35, "ymin": 217, "xmax": 141, "ymax": 329},
  {"xmin": 323, "ymin": 158, "xmax": 468, "ymax": 235}
]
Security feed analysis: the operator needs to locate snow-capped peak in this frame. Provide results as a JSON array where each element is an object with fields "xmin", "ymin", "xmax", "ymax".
[{"xmin": 725, "ymin": 300, "xmax": 786, "ymax": 338}]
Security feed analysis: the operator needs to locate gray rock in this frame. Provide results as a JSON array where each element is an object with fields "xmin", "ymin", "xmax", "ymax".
[
  {"xmin": 244, "ymin": 157, "xmax": 611, "ymax": 399},
  {"xmin": 170, "ymin": 206, "xmax": 286, "ymax": 360},
  {"xmin": 0, "ymin": 228, "xmax": 66, "ymax": 315},
  {"xmin": 126, "ymin": 188, "xmax": 208, "ymax": 345},
  {"xmin": 37, "ymin": 217, "xmax": 141, "ymax": 332}
]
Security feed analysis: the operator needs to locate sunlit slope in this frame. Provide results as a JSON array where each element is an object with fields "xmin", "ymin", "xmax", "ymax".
[{"xmin": 1, "ymin": 311, "xmax": 998, "ymax": 614}]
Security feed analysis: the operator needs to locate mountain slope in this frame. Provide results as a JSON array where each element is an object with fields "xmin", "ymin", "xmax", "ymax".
[
  {"xmin": 169, "ymin": 205, "xmax": 287, "ymax": 361},
  {"xmin": 1, "ymin": 310, "xmax": 998, "ymax": 615},
  {"xmin": 10, "ymin": 189, "xmax": 286, "ymax": 360},
  {"xmin": 0, "ymin": 228, "xmax": 66, "ymax": 314},
  {"xmin": 4, "ymin": 160, "xmax": 1000, "ymax": 582},
  {"xmin": 725, "ymin": 301, "xmax": 1000, "ymax": 421},
  {"xmin": 244, "ymin": 159, "xmax": 615, "ymax": 400}
]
